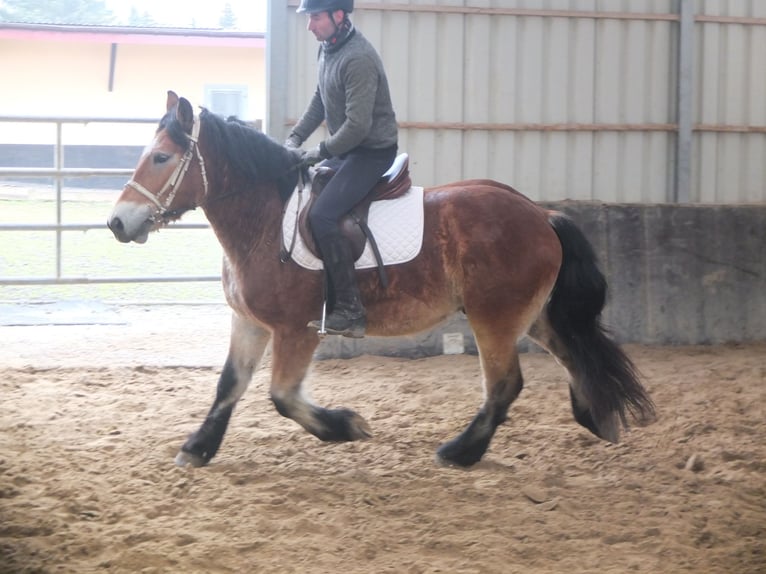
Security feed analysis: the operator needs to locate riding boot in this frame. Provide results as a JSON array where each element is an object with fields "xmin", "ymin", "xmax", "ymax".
[{"xmin": 308, "ymin": 232, "xmax": 366, "ymax": 338}]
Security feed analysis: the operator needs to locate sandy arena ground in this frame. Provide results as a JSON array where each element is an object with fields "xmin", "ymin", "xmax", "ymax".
[{"xmin": 0, "ymin": 307, "xmax": 764, "ymax": 573}]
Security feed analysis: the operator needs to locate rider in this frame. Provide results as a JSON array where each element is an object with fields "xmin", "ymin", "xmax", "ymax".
[{"xmin": 286, "ymin": 0, "xmax": 398, "ymax": 338}]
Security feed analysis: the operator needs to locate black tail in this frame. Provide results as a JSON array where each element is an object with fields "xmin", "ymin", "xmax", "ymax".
[{"xmin": 546, "ymin": 212, "xmax": 655, "ymax": 441}]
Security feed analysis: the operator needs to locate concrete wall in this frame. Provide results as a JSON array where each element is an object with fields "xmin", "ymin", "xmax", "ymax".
[
  {"xmin": 551, "ymin": 202, "xmax": 765, "ymax": 345},
  {"xmin": 316, "ymin": 202, "xmax": 766, "ymax": 359}
]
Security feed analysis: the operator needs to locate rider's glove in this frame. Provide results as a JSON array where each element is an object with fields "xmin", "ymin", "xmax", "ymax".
[
  {"xmin": 284, "ymin": 132, "xmax": 302, "ymax": 150},
  {"xmin": 301, "ymin": 144, "xmax": 329, "ymax": 167},
  {"xmin": 285, "ymin": 146, "xmax": 304, "ymax": 165}
]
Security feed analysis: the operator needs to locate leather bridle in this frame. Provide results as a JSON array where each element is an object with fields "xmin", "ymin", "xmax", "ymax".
[{"xmin": 125, "ymin": 113, "xmax": 209, "ymax": 220}]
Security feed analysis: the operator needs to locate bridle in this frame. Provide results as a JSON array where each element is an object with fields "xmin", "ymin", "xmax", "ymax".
[
  {"xmin": 125, "ymin": 110, "xmax": 306, "ymax": 223},
  {"xmin": 125, "ymin": 113, "xmax": 209, "ymax": 220}
]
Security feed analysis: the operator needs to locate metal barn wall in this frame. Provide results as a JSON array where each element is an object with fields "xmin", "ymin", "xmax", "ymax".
[
  {"xmin": 268, "ymin": 0, "xmax": 766, "ymax": 205},
  {"xmin": 694, "ymin": 0, "xmax": 766, "ymax": 203}
]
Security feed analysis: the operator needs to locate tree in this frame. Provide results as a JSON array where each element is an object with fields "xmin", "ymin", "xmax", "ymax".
[
  {"xmin": 0, "ymin": 0, "xmax": 116, "ymax": 25},
  {"xmin": 219, "ymin": 2, "xmax": 237, "ymax": 29},
  {"xmin": 127, "ymin": 7, "xmax": 156, "ymax": 27}
]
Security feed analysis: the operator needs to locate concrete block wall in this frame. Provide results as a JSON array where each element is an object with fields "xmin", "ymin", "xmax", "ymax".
[{"xmin": 316, "ymin": 202, "xmax": 766, "ymax": 359}]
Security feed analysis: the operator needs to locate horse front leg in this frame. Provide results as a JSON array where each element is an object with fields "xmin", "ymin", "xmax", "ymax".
[
  {"xmin": 269, "ymin": 328, "xmax": 372, "ymax": 442},
  {"xmin": 175, "ymin": 313, "xmax": 271, "ymax": 467}
]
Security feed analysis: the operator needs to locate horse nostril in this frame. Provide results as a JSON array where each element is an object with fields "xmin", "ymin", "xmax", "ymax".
[{"xmin": 107, "ymin": 217, "xmax": 123, "ymax": 233}]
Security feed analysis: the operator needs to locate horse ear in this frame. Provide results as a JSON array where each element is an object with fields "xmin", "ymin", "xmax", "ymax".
[
  {"xmin": 176, "ymin": 97, "xmax": 195, "ymax": 134},
  {"xmin": 166, "ymin": 90, "xmax": 179, "ymax": 112}
]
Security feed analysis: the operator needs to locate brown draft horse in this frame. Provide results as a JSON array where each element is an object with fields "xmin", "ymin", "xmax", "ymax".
[{"xmin": 108, "ymin": 92, "xmax": 654, "ymax": 468}]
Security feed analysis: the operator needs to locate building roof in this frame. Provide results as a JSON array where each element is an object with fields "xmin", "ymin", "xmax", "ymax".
[{"xmin": 0, "ymin": 22, "xmax": 265, "ymax": 47}]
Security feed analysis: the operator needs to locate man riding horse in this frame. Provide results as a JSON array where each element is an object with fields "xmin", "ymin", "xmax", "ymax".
[{"xmin": 286, "ymin": 0, "xmax": 398, "ymax": 338}]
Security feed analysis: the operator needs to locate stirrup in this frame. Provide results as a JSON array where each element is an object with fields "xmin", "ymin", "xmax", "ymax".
[
  {"xmin": 308, "ymin": 303, "xmax": 366, "ymax": 338},
  {"xmin": 308, "ymin": 315, "xmax": 366, "ymax": 338}
]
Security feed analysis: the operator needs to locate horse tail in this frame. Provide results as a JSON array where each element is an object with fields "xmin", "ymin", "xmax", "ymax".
[{"xmin": 545, "ymin": 211, "xmax": 655, "ymax": 442}]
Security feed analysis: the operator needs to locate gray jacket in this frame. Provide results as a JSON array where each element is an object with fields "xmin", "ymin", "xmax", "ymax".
[{"xmin": 290, "ymin": 29, "xmax": 398, "ymax": 157}]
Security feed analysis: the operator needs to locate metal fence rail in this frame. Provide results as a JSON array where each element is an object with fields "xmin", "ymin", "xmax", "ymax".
[{"xmin": 0, "ymin": 115, "xmax": 221, "ymax": 288}]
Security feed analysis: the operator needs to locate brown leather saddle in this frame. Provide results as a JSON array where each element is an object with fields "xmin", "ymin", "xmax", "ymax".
[{"xmin": 284, "ymin": 153, "xmax": 412, "ymax": 287}]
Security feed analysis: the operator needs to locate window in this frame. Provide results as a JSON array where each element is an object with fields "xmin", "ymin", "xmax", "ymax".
[{"xmin": 204, "ymin": 85, "xmax": 249, "ymax": 120}]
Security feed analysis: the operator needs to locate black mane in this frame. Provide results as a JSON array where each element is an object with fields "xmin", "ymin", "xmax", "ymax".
[{"xmin": 160, "ymin": 108, "xmax": 300, "ymax": 202}]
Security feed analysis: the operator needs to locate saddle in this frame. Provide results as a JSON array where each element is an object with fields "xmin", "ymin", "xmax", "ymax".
[{"xmin": 288, "ymin": 153, "xmax": 412, "ymax": 287}]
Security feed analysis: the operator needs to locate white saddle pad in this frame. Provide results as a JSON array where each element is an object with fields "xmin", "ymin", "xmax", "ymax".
[{"xmin": 282, "ymin": 185, "xmax": 424, "ymax": 271}]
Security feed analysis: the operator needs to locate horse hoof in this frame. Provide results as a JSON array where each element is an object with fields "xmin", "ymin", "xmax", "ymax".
[
  {"xmin": 174, "ymin": 450, "xmax": 207, "ymax": 468},
  {"xmin": 316, "ymin": 408, "xmax": 372, "ymax": 441},
  {"xmin": 348, "ymin": 412, "xmax": 373, "ymax": 440},
  {"xmin": 434, "ymin": 442, "xmax": 483, "ymax": 468},
  {"xmin": 434, "ymin": 453, "xmax": 471, "ymax": 469}
]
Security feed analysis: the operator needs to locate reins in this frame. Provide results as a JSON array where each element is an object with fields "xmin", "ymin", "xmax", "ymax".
[{"xmin": 195, "ymin": 159, "xmax": 306, "ymax": 214}]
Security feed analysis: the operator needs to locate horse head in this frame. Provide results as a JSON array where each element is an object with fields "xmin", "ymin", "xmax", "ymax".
[{"xmin": 108, "ymin": 91, "xmax": 209, "ymax": 243}]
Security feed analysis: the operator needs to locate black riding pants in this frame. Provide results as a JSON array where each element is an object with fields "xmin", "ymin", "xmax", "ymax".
[{"xmin": 308, "ymin": 145, "xmax": 398, "ymax": 243}]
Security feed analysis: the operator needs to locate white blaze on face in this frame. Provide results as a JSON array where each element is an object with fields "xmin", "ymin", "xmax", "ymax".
[
  {"xmin": 109, "ymin": 134, "xmax": 169, "ymax": 243},
  {"xmin": 138, "ymin": 134, "xmax": 161, "ymax": 162}
]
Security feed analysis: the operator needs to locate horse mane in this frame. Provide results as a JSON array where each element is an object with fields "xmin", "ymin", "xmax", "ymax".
[{"xmin": 159, "ymin": 108, "xmax": 299, "ymax": 202}]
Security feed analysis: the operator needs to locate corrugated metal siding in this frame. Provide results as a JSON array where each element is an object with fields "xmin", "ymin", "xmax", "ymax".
[
  {"xmin": 694, "ymin": 0, "xmax": 766, "ymax": 203},
  {"xmin": 270, "ymin": 0, "xmax": 766, "ymax": 204}
]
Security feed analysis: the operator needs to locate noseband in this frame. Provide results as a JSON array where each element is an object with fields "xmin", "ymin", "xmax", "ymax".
[{"xmin": 125, "ymin": 114, "xmax": 209, "ymax": 219}]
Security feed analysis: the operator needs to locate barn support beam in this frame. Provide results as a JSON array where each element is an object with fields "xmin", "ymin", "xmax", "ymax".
[
  {"xmin": 674, "ymin": 0, "xmax": 694, "ymax": 203},
  {"xmin": 108, "ymin": 43, "xmax": 117, "ymax": 92},
  {"xmin": 265, "ymin": 1, "xmax": 288, "ymax": 140}
]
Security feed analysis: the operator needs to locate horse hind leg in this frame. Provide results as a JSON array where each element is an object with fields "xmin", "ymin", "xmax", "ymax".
[
  {"xmin": 535, "ymin": 210, "xmax": 655, "ymax": 443},
  {"xmin": 269, "ymin": 328, "xmax": 372, "ymax": 442},
  {"xmin": 527, "ymin": 311, "xmax": 601, "ymax": 437},
  {"xmin": 175, "ymin": 314, "xmax": 272, "ymax": 467},
  {"xmin": 527, "ymin": 315, "xmax": 617, "ymax": 441},
  {"xmin": 436, "ymin": 329, "xmax": 524, "ymax": 467}
]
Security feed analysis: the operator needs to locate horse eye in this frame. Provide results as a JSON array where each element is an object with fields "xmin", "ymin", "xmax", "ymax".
[{"xmin": 153, "ymin": 153, "xmax": 171, "ymax": 164}]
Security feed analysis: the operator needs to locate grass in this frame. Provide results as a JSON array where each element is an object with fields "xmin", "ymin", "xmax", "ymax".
[{"xmin": 0, "ymin": 194, "xmax": 226, "ymax": 304}]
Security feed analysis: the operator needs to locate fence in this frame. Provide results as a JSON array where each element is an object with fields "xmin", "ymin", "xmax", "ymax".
[{"xmin": 0, "ymin": 115, "xmax": 221, "ymax": 293}]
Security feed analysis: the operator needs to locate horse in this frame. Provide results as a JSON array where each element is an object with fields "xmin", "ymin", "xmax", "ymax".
[{"xmin": 108, "ymin": 91, "xmax": 655, "ymax": 468}]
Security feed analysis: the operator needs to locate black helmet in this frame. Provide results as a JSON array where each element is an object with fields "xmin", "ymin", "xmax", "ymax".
[{"xmin": 297, "ymin": 0, "xmax": 353, "ymax": 14}]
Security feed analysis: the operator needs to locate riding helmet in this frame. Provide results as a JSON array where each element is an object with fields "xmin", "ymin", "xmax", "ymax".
[{"xmin": 297, "ymin": 0, "xmax": 354, "ymax": 14}]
